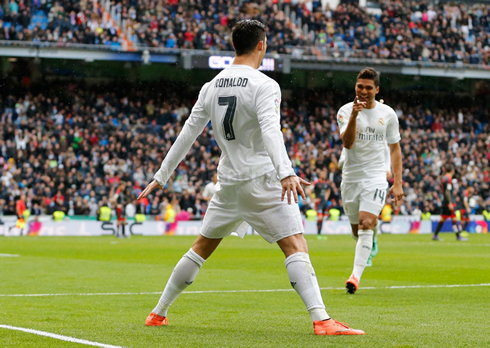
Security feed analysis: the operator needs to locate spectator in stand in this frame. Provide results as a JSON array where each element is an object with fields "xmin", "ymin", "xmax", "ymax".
[{"xmin": 179, "ymin": 189, "xmax": 195, "ymax": 215}]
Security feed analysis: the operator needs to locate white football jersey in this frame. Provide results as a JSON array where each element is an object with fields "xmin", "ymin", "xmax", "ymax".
[
  {"xmin": 154, "ymin": 64, "xmax": 294, "ymax": 186},
  {"xmin": 339, "ymin": 142, "xmax": 391, "ymax": 172},
  {"xmin": 337, "ymin": 101, "xmax": 400, "ymax": 183}
]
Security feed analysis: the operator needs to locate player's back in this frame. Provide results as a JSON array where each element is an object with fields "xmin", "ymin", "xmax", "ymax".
[{"xmin": 201, "ymin": 65, "xmax": 279, "ymax": 184}]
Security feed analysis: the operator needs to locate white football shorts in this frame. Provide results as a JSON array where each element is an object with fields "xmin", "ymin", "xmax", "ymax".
[
  {"xmin": 341, "ymin": 180, "xmax": 388, "ymax": 224},
  {"xmin": 201, "ymin": 171, "xmax": 304, "ymax": 243}
]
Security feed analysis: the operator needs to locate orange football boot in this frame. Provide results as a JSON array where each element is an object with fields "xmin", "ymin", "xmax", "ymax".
[
  {"xmin": 345, "ymin": 274, "xmax": 359, "ymax": 294},
  {"xmin": 314, "ymin": 319, "xmax": 365, "ymax": 335},
  {"xmin": 145, "ymin": 313, "xmax": 169, "ymax": 326}
]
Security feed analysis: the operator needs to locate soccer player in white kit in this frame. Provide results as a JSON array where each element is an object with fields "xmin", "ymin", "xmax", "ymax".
[
  {"xmin": 338, "ymin": 141, "xmax": 392, "ymax": 267},
  {"xmin": 337, "ymin": 68, "xmax": 404, "ymax": 294},
  {"xmin": 138, "ymin": 20, "xmax": 364, "ymax": 335}
]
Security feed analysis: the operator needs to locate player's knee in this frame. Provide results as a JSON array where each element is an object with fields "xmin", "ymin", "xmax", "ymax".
[
  {"xmin": 278, "ymin": 234, "xmax": 308, "ymax": 257},
  {"xmin": 359, "ymin": 218, "xmax": 376, "ymax": 230}
]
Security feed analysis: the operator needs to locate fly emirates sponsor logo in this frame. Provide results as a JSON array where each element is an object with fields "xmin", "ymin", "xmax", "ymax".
[{"xmin": 356, "ymin": 126, "xmax": 384, "ymax": 142}]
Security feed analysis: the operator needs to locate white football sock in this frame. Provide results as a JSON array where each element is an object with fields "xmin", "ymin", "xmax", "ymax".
[
  {"xmin": 352, "ymin": 230, "xmax": 373, "ymax": 281},
  {"xmin": 285, "ymin": 252, "xmax": 330, "ymax": 321},
  {"xmin": 152, "ymin": 248, "xmax": 205, "ymax": 317}
]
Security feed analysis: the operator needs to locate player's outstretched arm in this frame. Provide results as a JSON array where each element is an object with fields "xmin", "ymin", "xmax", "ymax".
[
  {"xmin": 151, "ymin": 88, "xmax": 211, "ymax": 189},
  {"xmin": 255, "ymin": 81, "xmax": 310, "ymax": 204},
  {"xmin": 281, "ymin": 176, "xmax": 311, "ymax": 205},
  {"xmin": 256, "ymin": 81, "xmax": 296, "ymax": 180}
]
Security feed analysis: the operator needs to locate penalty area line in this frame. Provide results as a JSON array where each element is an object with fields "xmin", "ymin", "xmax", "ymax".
[
  {"xmin": 0, "ymin": 324, "xmax": 124, "ymax": 348},
  {"xmin": 0, "ymin": 283, "xmax": 489, "ymax": 297}
]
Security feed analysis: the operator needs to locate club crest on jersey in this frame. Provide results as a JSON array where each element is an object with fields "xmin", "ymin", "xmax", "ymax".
[
  {"xmin": 378, "ymin": 118, "xmax": 384, "ymax": 125},
  {"xmin": 338, "ymin": 115, "xmax": 344, "ymax": 124}
]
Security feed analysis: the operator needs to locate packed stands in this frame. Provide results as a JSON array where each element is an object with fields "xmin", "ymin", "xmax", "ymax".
[
  {"xmin": 0, "ymin": 77, "xmax": 488, "ymax": 220},
  {"xmin": 0, "ymin": 0, "xmax": 129, "ymax": 47},
  {"xmin": 0, "ymin": 1, "xmax": 489, "ymax": 64}
]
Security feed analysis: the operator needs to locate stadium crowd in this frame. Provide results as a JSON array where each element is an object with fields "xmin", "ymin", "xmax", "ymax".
[
  {"xmin": 0, "ymin": 77, "xmax": 489, "ymax": 221},
  {"xmin": 0, "ymin": 0, "xmax": 489, "ymax": 64},
  {"xmin": 0, "ymin": 0, "xmax": 123, "ymax": 46}
]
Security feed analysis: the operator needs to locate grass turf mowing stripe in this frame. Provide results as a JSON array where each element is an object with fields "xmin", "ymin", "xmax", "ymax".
[
  {"xmin": 0, "ymin": 325, "xmax": 124, "ymax": 348},
  {"xmin": 1, "ymin": 283, "xmax": 489, "ymax": 297}
]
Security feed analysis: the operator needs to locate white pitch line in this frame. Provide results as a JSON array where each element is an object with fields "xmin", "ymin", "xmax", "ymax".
[
  {"xmin": 0, "ymin": 324, "xmax": 124, "ymax": 348},
  {"xmin": 0, "ymin": 283, "xmax": 489, "ymax": 298},
  {"xmin": 0, "ymin": 291, "xmax": 162, "ymax": 297},
  {"xmin": 0, "ymin": 253, "xmax": 20, "ymax": 257}
]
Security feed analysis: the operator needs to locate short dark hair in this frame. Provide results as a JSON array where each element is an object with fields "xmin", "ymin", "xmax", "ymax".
[
  {"xmin": 232, "ymin": 20, "xmax": 266, "ymax": 56},
  {"xmin": 445, "ymin": 163, "xmax": 454, "ymax": 173},
  {"xmin": 357, "ymin": 67, "xmax": 379, "ymax": 87}
]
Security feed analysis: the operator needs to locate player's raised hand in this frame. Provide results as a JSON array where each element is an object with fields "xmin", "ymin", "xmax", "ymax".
[
  {"xmin": 352, "ymin": 96, "xmax": 366, "ymax": 117},
  {"xmin": 388, "ymin": 183, "xmax": 404, "ymax": 207},
  {"xmin": 281, "ymin": 176, "xmax": 311, "ymax": 205},
  {"xmin": 137, "ymin": 180, "xmax": 162, "ymax": 200}
]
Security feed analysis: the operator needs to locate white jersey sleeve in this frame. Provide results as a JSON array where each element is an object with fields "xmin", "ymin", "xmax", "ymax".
[
  {"xmin": 153, "ymin": 85, "xmax": 211, "ymax": 186},
  {"xmin": 386, "ymin": 108, "xmax": 401, "ymax": 144},
  {"xmin": 337, "ymin": 104, "xmax": 352, "ymax": 136},
  {"xmin": 256, "ymin": 80, "xmax": 295, "ymax": 181}
]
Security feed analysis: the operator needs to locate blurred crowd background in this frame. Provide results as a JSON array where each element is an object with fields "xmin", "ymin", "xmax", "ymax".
[{"xmin": 0, "ymin": 75, "xmax": 488, "ymax": 221}]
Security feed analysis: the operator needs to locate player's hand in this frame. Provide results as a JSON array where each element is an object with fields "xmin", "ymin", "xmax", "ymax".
[
  {"xmin": 137, "ymin": 180, "xmax": 162, "ymax": 200},
  {"xmin": 388, "ymin": 182, "xmax": 404, "ymax": 207},
  {"xmin": 386, "ymin": 171, "xmax": 393, "ymax": 181},
  {"xmin": 351, "ymin": 96, "xmax": 366, "ymax": 117},
  {"xmin": 281, "ymin": 176, "xmax": 311, "ymax": 205}
]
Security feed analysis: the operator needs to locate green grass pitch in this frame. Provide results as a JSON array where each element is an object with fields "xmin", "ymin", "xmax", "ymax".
[{"xmin": 1, "ymin": 234, "xmax": 489, "ymax": 347}]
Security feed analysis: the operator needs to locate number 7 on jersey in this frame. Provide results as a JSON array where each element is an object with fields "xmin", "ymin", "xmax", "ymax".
[{"xmin": 219, "ymin": 96, "xmax": 237, "ymax": 141}]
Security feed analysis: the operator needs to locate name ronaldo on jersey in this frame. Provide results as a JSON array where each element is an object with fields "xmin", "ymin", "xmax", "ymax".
[{"xmin": 215, "ymin": 77, "xmax": 249, "ymax": 88}]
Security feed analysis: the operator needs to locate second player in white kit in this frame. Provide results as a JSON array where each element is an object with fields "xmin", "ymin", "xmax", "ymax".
[
  {"xmin": 337, "ymin": 68, "xmax": 404, "ymax": 294},
  {"xmin": 338, "ymin": 101, "xmax": 399, "ymax": 222}
]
